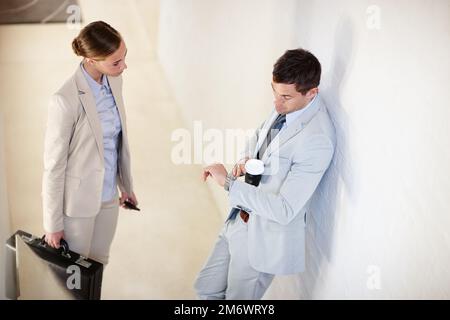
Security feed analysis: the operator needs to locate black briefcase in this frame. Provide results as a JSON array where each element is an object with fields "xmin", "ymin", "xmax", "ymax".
[{"xmin": 5, "ymin": 230, "xmax": 103, "ymax": 300}]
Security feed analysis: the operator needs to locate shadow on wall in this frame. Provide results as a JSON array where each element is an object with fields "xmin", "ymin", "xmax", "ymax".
[{"xmin": 298, "ymin": 16, "xmax": 356, "ymax": 298}]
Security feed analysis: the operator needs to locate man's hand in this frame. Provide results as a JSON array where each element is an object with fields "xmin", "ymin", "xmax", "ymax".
[
  {"xmin": 202, "ymin": 163, "xmax": 228, "ymax": 187},
  {"xmin": 120, "ymin": 191, "xmax": 139, "ymax": 210},
  {"xmin": 45, "ymin": 230, "xmax": 64, "ymax": 249},
  {"xmin": 232, "ymin": 157, "xmax": 249, "ymax": 177}
]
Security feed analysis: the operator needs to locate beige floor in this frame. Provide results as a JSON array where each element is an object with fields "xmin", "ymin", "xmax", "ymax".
[{"xmin": 0, "ymin": 1, "xmax": 222, "ymax": 299}]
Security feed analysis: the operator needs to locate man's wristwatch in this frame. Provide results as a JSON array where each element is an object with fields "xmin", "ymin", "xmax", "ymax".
[{"xmin": 224, "ymin": 173, "xmax": 237, "ymax": 192}]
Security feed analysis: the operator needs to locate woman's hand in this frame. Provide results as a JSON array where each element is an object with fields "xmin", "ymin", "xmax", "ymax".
[
  {"xmin": 45, "ymin": 230, "xmax": 65, "ymax": 249},
  {"xmin": 120, "ymin": 191, "xmax": 138, "ymax": 209}
]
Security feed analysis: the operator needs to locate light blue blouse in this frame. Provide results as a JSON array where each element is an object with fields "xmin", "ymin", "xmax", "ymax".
[{"xmin": 81, "ymin": 64, "xmax": 122, "ymax": 202}]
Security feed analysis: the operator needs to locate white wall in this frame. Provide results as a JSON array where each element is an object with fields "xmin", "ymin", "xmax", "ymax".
[
  {"xmin": 158, "ymin": 0, "xmax": 450, "ymax": 299},
  {"xmin": 158, "ymin": 0, "xmax": 301, "ymax": 216},
  {"xmin": 0, "ymin": 112, "xmax": 11, "ymax": 300}
]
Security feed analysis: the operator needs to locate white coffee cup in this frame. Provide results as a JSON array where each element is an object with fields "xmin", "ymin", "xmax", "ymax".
[{"xmin": 244, "ymin": 159, "xmax": 265, "ymax": 186}]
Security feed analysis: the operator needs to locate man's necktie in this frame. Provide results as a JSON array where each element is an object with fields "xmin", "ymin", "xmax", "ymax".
[{"xmin": 257, "ymin": 113, "xmax": 286, "ymax": 159}]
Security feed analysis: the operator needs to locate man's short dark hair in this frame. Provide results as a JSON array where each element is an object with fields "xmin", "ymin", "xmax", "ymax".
[{"xmin": 272, "ymin": 48, "xmax": 321, "ymax": 95}]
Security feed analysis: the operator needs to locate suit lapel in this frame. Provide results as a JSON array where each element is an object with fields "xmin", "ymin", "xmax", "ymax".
[
  {"xmin": 260, "ymin": 95, "xmax": 322, "ymax": 162},
  {"xmin": 74, "ymin": 66, "xmax": 104, "ymax": 163},
  {"xmin": 107, "ymin": 75, "xmax": 127, "ymax": 140},
  {"xmin": 252, "ymin": 111, "xmax": 278, "ymax": 158}
]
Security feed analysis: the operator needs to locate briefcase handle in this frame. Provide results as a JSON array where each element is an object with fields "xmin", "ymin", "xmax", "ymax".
[{"xmin": 40, "ymin": 235, "xmax": 70, "ymax": 256}]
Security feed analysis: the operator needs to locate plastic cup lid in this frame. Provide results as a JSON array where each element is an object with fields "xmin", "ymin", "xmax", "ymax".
[{"xmin": 245, "ymin": 159, "xmax": 265, "ymax": 175}]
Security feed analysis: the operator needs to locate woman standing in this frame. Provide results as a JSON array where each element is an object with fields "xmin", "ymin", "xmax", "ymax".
[{"xmin": 43, "ymin": 21, "xmax": 138, "ymax": 265}]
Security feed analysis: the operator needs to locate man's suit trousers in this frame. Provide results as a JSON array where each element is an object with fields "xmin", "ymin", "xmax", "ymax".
[{"xmin": 194, "ymin": 216, "xmax": 274, "ymax": 299}]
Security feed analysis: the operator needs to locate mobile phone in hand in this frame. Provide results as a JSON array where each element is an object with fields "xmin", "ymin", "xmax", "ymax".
[{"xmin": 123, "ymin": 200, "xmax": 140, "ymax": 211}]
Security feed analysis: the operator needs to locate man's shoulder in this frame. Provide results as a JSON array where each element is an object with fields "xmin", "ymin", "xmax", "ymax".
[{"xmin": 298, "ymin": 96, "xmax": 336, "ymax": 148}]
